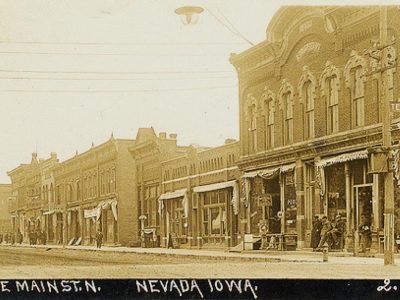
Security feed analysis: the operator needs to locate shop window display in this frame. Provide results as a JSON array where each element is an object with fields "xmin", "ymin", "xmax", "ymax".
[
  {"xmin": 284, "ymin": 172, "xmax": 296, "ymax": 234},
  {"xmin": 326, "ymin": 164, "xmax": 346, "ymax": 221}
]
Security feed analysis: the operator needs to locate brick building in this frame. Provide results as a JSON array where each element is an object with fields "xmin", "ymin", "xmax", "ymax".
[
  {"xmin": 0, "ymin": 184, "xmax": 11, "ymax": 235},
  {"xmin": 52, "ymin": 135, "xmax": 136, "ymax": 246},
  {"xmin": 230, "ymin": 6, "xmax": 400, "ymax": 252},
  {"xmin": 159, "ymin": 139, "xmax": 240, "ymax": 249},
  {"xmin": 7, "ymin": 153, "xmax": 58, "ymax": 242},
  {"xmin": 129, "ymin": 128, "xmax": 189, "ymax": 247}
]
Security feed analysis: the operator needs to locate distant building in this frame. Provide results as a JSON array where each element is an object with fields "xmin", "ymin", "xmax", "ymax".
[
  {"xmin": 7, "ymin": 153, "xmax": 58, "ymax": 242},
  {"xmin": 0, "ymin": 184, "xmax": 11, "ymax": 234},
  {"xmin": 51, "ymin": 135, "xmax": 136, "ymax": 246},
  {"xmin": 159, "ymin": 139, "xmax": 240, "ymax": 249},
  {"xmin": 129, "ymin": 128, "xmax": 190, "ymax": 247}
]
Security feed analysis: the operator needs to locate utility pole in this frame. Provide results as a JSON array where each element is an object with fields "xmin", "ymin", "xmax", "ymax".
[{"xmin": 380, "ymin": 6, "xmax": 395, "ymax": 266}]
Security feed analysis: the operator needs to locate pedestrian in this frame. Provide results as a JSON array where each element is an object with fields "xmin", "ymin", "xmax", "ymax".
[
  {"xmin": 95, "ymin": 229, "xmax": 103, "ymax": 249},
  {"xmin": 329, "ymin": 215, "xmax": 345, "ymax": 249},
  {"xmin": 17, "ymin": 230, "xmax": 22, "ymax": 244},
  {"xmin": 42, "ymin": 230, "xmax": 47, "ymax": 245},
  {"xmin": 316, "ymin": 216, "xmax": 332, "ymax": 251},
  {"xmin": 359, "ymin": 217, "xmax": 372, "ymax": 253},
  {"xmin": 311, "ymin": 216, "xmax": 322, "ymax": 251}
]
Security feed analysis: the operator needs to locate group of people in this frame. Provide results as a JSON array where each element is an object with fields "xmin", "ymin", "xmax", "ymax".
[
  {"xmin": 311, "ymin": 215, "xmax": 345, "ymax": 251},
  {"xmin": 28, "ymin": 229, "xmax": 47, "ymax": 245},
  {"xmin": 311, "ymin": 214, "xmax": 372, "ymax": 253},
  {"xmin": 0, "ymin": 230, "xmax": 23, "ymax": 244}
]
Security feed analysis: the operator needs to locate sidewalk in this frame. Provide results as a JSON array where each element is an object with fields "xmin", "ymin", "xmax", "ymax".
[{"xmin": 2, "ymin": 242, "xmax": 398, "ymax": 265}]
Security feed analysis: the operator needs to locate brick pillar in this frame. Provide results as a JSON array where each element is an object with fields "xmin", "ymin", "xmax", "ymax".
[
  {"xmin": 344, "ymin": 162, "xmax": 353, "ymax": 252},
  {"xmin": 295, "ymin": 160, "xmax": 305, "ymax": 249},
  {"xmin": 314, "ymin": 156, "xmax": 323, "ymax": 215}
]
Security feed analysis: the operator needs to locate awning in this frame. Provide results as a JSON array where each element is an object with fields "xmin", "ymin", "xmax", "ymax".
[
  {"xmin": 98, "ymin": 198, "xmax": 117, "ymax": 210},
  {"xmin": 242, "ymin": 163, "xmax": 295, "ymax": 179},
  {"xmin": 42, "ymin": 210, "xmax": 55, "ymax": 215},
  {"xmin": 158, "ymin": 189, "xmax": 188, "ymax": 217},
  {"xmin": 67, "ymin": 207, "xmax": 80, "ymax": 212},
  {"xmin": 83, "ymin": 207, "xmax": 101, "ymax": 221},
  {"xmin": 193, "ymin": 180, "xmax": 236, "ymax": 193},
  {"xmin": 159, "ymin": 188, "xmax": 187, "ymax": 200},
  {"xmin": 281, "ymin": 163, "xmax": 296, "ymax": 173},
  {"xmin": 315, "ymin": 150, "xmax": 368, "ymax": 197},
  {"xmin": 316, "ymin": 150, "xmax": 368, "ymax": 168},
  {"xmin": 242, "ymin": 167, "xmax": 280, "ymax": 179}
]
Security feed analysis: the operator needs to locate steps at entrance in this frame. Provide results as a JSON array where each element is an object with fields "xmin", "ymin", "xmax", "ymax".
[{"xmin": 229, "ymin": 242, "xmax": 243, "ymax": 252}]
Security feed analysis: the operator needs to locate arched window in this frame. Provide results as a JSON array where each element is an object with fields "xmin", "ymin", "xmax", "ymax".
[
  {"xmin": 320, "ymin": 61, "xmax": 340, "ymax": 134},
  {"xmin": 304, "ymin": 81, "xmax": 314, "ymax": 138},
  {"xmin": 279, "ymin": 80, "xmax": 294, "ymax": 145},
  {"xmin": 76, "ymin": 180, "xmax": 81, "ymax": 200},
  {"xmin": 345, "ymin": 51, "xmax": 366, "ymax": 128},
  {"xmin": 298, "ymin": 66, "xmax": 316, "ymax": 139},
  {"xmin": 262, "ymin": 88, "xmax": 275, "ymax": 149},
  {"xmin": 50, "ymin": 183, "xmax": 54, "ymax": 202},
  {"xmin": 246, "ymin": 94, "xmax": 258, "ymax": 153}
]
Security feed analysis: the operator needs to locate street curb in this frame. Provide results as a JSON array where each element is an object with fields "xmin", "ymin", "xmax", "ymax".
[{"xmin": 0, "ymin": 244, "xmax": 327, "ymax": 263}]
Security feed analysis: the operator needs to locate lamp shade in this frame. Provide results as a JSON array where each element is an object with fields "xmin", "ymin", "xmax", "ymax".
[{"xmin": 175, "ymin": 6, "xmax": 204, "ymax": 25}]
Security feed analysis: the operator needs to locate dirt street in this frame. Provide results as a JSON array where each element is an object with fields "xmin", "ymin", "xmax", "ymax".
[{"xmin": 0, "ymin": 246, "xmax": 399, "ymax": 279}]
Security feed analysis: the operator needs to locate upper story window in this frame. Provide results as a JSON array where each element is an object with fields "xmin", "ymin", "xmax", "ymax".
[
  {"xmin": 351, "ymin": 66, "xmax": 365, "ymax": 127},
  {"xmin": 262, "ymin": 88, "xmax": 275, "ymax": 149},
  {"xmin": 279, "ymin": 79, "xmax": 294, "ymax": 146},
  {"xmin": 345, "ymin": 51, "xmax": 366, "ymax": 128},
  {"xmin": 320, "ymin": 61, "xmax": 341, "ymax": 135},
  {"xmin": 298, "ymin": 66, "xmax": 316, "ymax": 140},
  {"xmin": 246, "ymin": 94, "xmax": 258, "ymax": 154}
]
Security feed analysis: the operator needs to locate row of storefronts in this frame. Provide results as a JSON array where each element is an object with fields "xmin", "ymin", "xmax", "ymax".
[{"xmin": 6, "ymin": 7, "xmax": 400, "ymax": 254}]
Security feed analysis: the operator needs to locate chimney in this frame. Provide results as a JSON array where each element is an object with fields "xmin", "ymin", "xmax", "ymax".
[
  {"xmin": 50, "ymin": 152, "xmax": 57, "ymax": 160},
  {"xmin": 169, "ymin": 133, "xmax": 177, "ymax": 140},
  {"xmin": 159, "ymin": 132, "xmax": 167, "ymax": 139},
  {"xmin": 225, "ymin": 138, "xmax": 237, "ymax": 144}
]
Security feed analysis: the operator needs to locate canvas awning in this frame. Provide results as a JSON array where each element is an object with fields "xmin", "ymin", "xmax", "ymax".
[
  {"xmin": 242, "ymin": 163, "xmax": 296, "ymax": 179},
  {"xmin": 158, "ymin": 189, "xmax": 188, "ymax": 217},
  {"xmin": 42, "ymin": 210, "xmax": 55, "ymax": 215},
  {"xmin": 159, "ymin": 188, "xmax": 187, "ymax": 200},
  {"xmin": 242, "ymin": 167, "xmax": 280, "ymax": 179},
  {"xmin": 83, "ymin": 207, "xmax": 101, "ymax": 220},
  {"xmin": 316, "ymin": 150, "xmax": 368, "ymax": 197},
  {"xmin": 316, "ymin": 150, "xmax": 368, "ymax": 168},
  {"xmin": 192, "ymin": 180, "xmax": 236, "ymax": 193}
]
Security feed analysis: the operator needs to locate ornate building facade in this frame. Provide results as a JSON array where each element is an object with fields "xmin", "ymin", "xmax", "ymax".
[
  {"xmin": 0, "ymin": 184, "xmax": 11, "ymax": 235},
  {"xmin": 52, "ymin": 136, "xmax": 136, "ymax": 246},
  {"xmin": 8, "ymin": 153, "xmax": 59, "ymax": 243},
  {"xmin": 230, "ymin": 6, "xmax": 400, "ymax": 252}
]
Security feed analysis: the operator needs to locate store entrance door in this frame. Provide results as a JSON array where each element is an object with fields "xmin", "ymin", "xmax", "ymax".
[{"xmin": 354, "ymin": 185, "xmax": 373, "ymax": 230}]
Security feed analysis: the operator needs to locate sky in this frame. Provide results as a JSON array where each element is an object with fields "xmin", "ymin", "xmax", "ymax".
[{"xmin": 0, "ymin": 0, "xmax": 398, "ymax": 183}]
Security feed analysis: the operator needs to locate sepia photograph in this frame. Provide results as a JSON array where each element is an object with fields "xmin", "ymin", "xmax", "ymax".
[{"xmin": 1, "ymin": 0, "xmax": 400, "ymax": 298}]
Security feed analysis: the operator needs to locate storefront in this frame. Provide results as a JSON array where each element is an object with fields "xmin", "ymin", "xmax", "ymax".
[
  {"xmin": 158, "ymin": 189, "xmax": 188, "ymax": 248},
  {"xmin": 67, "ymin": 207, "xmax": 80, "ymax": 243},
  {"xmin": 316, "ymin": 150, "xmax": 384, "ymax": 252},
  {"xmin": 242, "ymin": 163, "xmax": 297, "ymax": 250},
  {"xmin": 193, "ymin": 180, "xmax": 239, "ymax": 248},
  {"xmin": 83, "ymin": 199, "xmax": 118, "ymax": 245}
]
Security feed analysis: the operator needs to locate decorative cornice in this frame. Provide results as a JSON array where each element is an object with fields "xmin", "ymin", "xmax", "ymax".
[
  {"xmin": 319, "ymin": 61, "xmax": 341, "ymax": 96},
  {"xmin": 297, "ymin": 66, "xmax": 317, "ymax": 104},
  {"xmin": 344, "ymin": 50, "xmax": 368, "ymax": 88}
]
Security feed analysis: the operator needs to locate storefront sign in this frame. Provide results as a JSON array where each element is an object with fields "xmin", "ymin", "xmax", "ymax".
[
  {"xmin": 390, "ymin": 101, "xmax": 400, "ymax": 112},
  {"xmin": 257, "ymin": 194, "xmax": 272, "ymax": 207}
]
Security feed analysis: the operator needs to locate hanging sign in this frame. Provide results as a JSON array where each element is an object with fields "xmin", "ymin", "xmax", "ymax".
[
  {"xmin": 390, "ymin": 101, "xmax": 400, "ymax": 112},
  {"xmin": 257, "ymin": 194, "xmax": 272, "ymax": 207}
]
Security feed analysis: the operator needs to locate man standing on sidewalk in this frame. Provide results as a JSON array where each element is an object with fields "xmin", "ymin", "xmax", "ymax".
[{"xmin": 96, "ymin": 229, "xmax": 103, "ymax": 249}]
